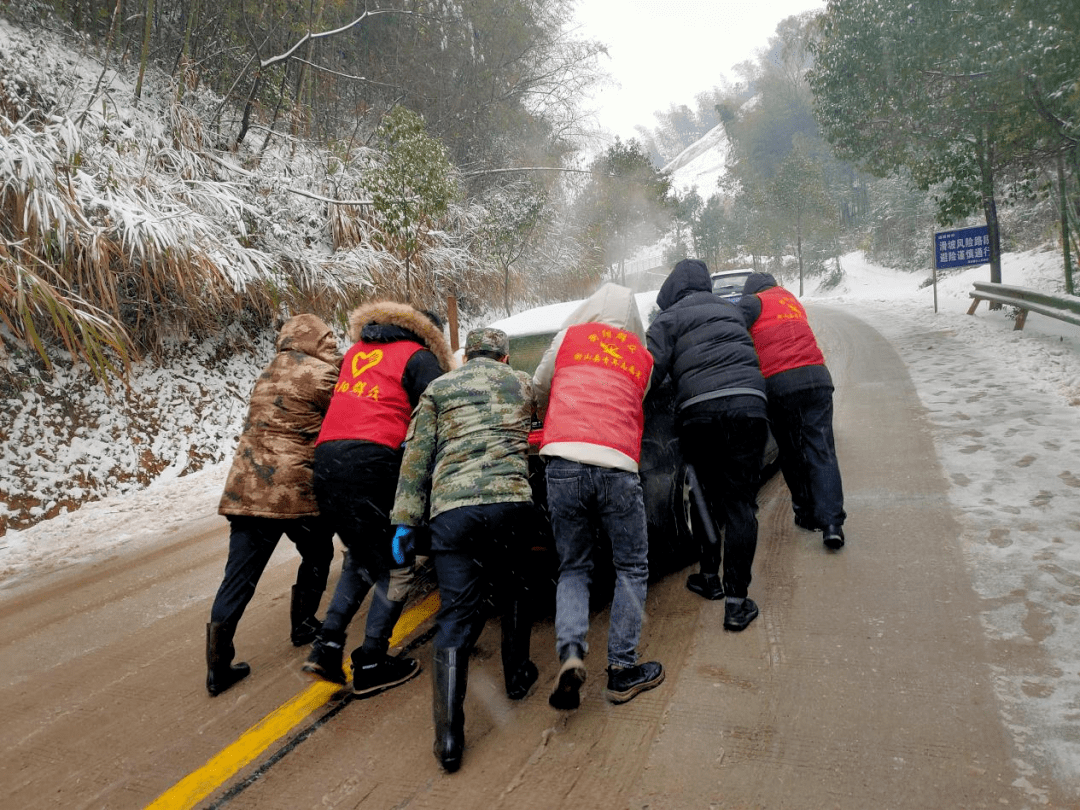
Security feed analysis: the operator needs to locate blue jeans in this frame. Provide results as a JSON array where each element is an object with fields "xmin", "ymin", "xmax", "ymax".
[{"xmin": 545, "ymin": 457, "xmax": 649, "ymax": 669}]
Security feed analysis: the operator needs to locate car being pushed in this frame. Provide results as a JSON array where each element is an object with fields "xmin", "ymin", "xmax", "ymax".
[
  {"xmin": 488, "ymin": 290, "xmax": 777, "ymax": 597},
  {"xmin": 710, "ymin": 268, "xmax": 755, "ymax": 303}
]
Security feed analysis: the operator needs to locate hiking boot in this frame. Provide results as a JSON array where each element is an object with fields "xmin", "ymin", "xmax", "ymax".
[
  {"xmin": 302, "ymin": 628, "xmax": 347, "ymax": 684},
  {"xmin": 548, "ymin": 648, "xmax": 587, "ymax": 710},
  {"xmin": 723, "ymin": 597, "xmax": 760, "ymax": 631},
  {"xmin": 686, "ymin": 572, "xmax": 724, "ymax": 600},
  {"xmin": 823, "ymin": 525, "xmax": 845, "ymax": 550},
  {"xmin": 351, "ymin": 648, "xmax": 421, "ymax": 698},
  {"xmin": 605, "ymin": 661, "xmax": 664, "ymax": 704}
]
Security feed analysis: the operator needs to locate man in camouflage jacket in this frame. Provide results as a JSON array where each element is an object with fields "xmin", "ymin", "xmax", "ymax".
[
  {"xmin": 207, "ymin": 313, "xmax": 342, "ymax": 697},
  {"xmin": 390, "ymin": 327, "xmax": 539, "ymax": 773}
]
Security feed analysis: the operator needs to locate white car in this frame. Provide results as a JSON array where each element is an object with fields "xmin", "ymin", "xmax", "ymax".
[{"xmin": 710, "ymin": 269, "xmax": 755, "ymax": 303}]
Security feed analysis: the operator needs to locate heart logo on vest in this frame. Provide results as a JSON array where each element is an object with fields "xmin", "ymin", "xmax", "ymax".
[{"xmin": 351, "ymin": 349, "xmax": 384, "ymax": 377}]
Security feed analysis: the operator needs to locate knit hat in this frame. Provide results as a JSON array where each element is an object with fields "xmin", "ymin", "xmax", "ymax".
[{"xmin": 465, "ymin": 327, "xmax": 509, "ymax": 357}]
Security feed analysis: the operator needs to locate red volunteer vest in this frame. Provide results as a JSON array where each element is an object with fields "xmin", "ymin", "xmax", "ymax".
[
  {"xmin": 541, "ymin": 322, "xmax": 653, "ymax": 463},
  {"xmin": 316, "ymin": 339, "xmax": 424, "ymax": 449},
  {"xmin": 749, "ymin": 287, "xmax": 825, "ymax": 378}
]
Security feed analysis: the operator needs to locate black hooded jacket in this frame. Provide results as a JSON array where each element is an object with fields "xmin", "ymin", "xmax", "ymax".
[
  {"xmin": 646, "ymin": 259, "xmax": 767, "ymax": 421},
  {"xmin": 737, "ymin": 271, "xmax": 833, "ymax": 398},
  {"xmin": 737, "ymin": 271, "xmax": 779, "ymax": 324}
]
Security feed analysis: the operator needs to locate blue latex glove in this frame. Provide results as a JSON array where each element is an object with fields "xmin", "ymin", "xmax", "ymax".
[{"xmin": 391, "ymin": 525, "xmax": 416, "ymax": 566}]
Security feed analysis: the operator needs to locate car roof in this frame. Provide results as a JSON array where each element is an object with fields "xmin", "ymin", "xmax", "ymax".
[
  {"xmin": 489, "ymin": 290, "xmax": 660, "ymax": 339},
  {"xmin": 486, "ymin": 290, "xmax": 661, "ymax": 375}
]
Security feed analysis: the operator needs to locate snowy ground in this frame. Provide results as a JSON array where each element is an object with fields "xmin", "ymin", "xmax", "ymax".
[{"xmin": 2, "ymin": 248, "xmax": 1080, "ymax": 792}]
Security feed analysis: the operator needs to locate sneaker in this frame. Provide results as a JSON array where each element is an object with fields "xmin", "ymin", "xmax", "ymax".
[
  {"xmin": 605, "ymin": 661, "xmax": 664, "ymax": 704},
  {"xmin": 548, "ymin": 654, "xmax": 587, "ymax": 710},
  {"xmin": 723, "ymin": 597, "xmax": 760, "ymax": 631},
  {"xmin": 794, "ymin": 513, "xmax": 821, "ymax": 531},
  {"xmin": 351, "ymin": 650, "xmax": 421, "ymax": 698},
  {"xmin": 686, "ymin": 572, "xmax": 724, "ymax": 600},
  {"xmin": 823, "ymin": 525, "xmax": 845, "ymax": 550}
]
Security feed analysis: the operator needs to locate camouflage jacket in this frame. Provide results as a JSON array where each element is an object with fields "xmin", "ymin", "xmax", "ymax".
[
  {"xmin": 218, "ymin": 314, "xmax": 341, "ymax": 519},
  {"xmin": 390, "ymin": 357, "xmax": 535, "ymax": 525}
]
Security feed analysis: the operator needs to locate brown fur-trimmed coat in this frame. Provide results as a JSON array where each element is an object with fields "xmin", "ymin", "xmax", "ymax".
[
  {"xmin": 346, "ymin": 300, "xmax": 455, "ymax": 374},
  {"xmin": 218, "ymin": 314, "xmax": 342, "ymax": 519}
]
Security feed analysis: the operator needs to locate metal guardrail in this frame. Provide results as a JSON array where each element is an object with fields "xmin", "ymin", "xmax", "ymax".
[{"xmin": 967, "ymin": 282, "xmax": 1080, "ymax": 330}]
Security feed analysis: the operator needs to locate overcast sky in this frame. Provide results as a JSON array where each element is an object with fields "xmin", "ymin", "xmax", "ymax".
[{"xmin": 571, "ymin": 0, "xmax": 825, "ymax": 142}]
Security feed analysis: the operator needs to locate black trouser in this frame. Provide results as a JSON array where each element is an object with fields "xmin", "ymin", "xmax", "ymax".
[
  {"xmin": 314, "ymin": 440, "xmax": 400, "ymax": 636},
  {"xmin": 678, "ymin": 415, "xmax": 768, "ymax": 599},
  {"xmin": 768, "ymin": 387, "xmax": 846, "ymax": 528},
  {"xmin": 210, "ymin": 515, "xmax": 333, "ymax": 627},
  {"xmin": 429, "ymin": 502, "xmax": 535, "ymax": 650}
]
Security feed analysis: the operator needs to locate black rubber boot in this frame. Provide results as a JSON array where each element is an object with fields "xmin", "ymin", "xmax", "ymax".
[
  {"xmin": 501, "ymin": 598, "xmax": 537, "ymax": 700},
  {"xmin": 290, "ymin": 585, "xmax": 323, "ymax": 647},
  {"xmin": 432, "ymin": 647, "xmax": 469, "ymax": 773},
  {"xmin": 206, "ymin": 621, "xmax": 251, "ymax": 697},
  {"xmin": 301, "ymin": 627, "xmax": 347, "ymax": 684}
]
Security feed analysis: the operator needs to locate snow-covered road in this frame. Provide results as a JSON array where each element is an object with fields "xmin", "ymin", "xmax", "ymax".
[{"xmin": 2, "ymin": 248, "xmax": 1079, "ymax": 799}]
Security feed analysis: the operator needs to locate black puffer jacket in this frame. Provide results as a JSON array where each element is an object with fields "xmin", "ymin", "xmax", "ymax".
[{"xmin": 647, "ymin": 259, "xmax": 766, "ymax": 421}]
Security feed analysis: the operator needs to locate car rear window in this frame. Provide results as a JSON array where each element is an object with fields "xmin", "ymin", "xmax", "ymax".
[{"xmin": 712, "ymin": 272, "xmax": 752, "ymax": 297}]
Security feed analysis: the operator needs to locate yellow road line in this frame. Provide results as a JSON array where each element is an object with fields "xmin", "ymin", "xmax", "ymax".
[{"xmin": 146, "ymin": 591, "xmax": 440, "ymax": 810}]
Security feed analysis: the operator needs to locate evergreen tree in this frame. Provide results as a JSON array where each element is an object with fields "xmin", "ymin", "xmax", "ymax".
[
  {"xmin": 369, "ymin": 107, "xmax": 458, "ymax": 303},
  {"xmin": 808, "ymin": 0, "xmax": 1045, "ymax": 283},
  {"xmin": 579, "ymin": 138, "xmax": 672, "ymax": 285}
]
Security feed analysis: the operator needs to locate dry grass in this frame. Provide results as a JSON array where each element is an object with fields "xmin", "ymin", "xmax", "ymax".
[{"xmin": 0, "ymin": 101, "xmax": 486, "ymax": 383}]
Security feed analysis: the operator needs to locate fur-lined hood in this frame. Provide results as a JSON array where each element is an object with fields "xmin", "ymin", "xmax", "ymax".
[{"xmin": 347, "ymin": 300, "xmax": 455, "ymax": 372}]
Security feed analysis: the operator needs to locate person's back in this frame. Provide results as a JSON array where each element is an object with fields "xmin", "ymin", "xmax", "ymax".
[
  {"xmin": 534, "ymin": 282, "xmax": 653, "ymax": 473},
  {"xmin": 648, "ymin": 261, "xmax": 764, "ymax": 411},
  {"xmin": 391, "ymin": 328, "xmax": 538, "ymax": 773},
  {"xmin": 207, "ymin": 314, "xmax": 340, "ymax": 697},
  {"xmin": 739, "ymin": 272, "xmax": 846, "ymax": 549},
  {"xmin": 533, "ymin": 283, "xmax": 665, "ymax": 712},
  {"xmin": 647, "ymin": 259, "xmax": 767, "ymax": 631},
  {"xmin": 394, "ymin": 349, "xmax": 533, "ymax": 521}
]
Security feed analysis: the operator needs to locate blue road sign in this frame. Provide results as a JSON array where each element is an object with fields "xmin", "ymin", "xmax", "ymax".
[{"xmin": 935, "ymin": 225, "xmax": 991, "ymax": 270}]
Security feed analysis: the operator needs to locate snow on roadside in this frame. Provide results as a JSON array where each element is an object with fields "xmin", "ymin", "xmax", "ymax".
[
  {"xmin": 806, "ymin": 249, "xmax": 1080, "ymax": 795},
  {"xmin": 1, "ymin": 246, "xmax": 1079, "ymax": 797}
]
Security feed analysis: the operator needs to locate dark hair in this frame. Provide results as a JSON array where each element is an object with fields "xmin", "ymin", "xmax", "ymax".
[{"xmin": 422, "ymin": 309, "xmax": 444, "ymax": 330}]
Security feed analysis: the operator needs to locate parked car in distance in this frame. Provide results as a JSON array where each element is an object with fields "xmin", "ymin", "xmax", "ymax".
[
  {"xmin": 488, "ymin": 289, "xmax": 777, "ymax": 590},
  {"xmin": 711, "ymin": 269, "xmax": 755, "ymax": 303}
]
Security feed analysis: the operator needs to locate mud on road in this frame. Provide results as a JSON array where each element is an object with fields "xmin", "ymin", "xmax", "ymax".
[{"xmin": 0, "ymin": 307, "xmax": 1070, "ymax": 809}]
